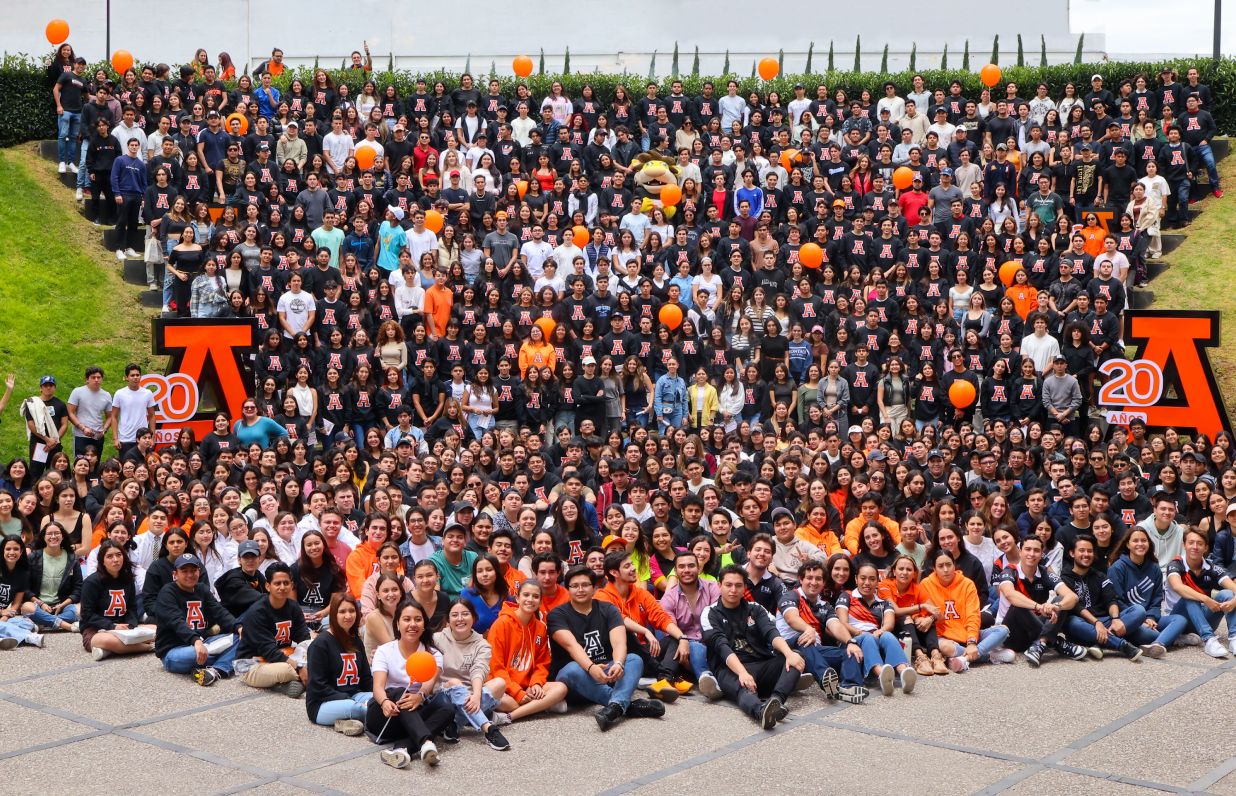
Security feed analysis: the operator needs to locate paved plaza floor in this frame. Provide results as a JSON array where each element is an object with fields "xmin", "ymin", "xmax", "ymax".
[{"xmin": 2, "ymin": 633, "xmax": 1235, "ymax": 795}]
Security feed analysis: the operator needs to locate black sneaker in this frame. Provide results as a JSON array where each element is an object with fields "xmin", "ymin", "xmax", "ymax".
[
  {"xmin": 441, "ymin": 721, "xmax": 460, "ymax": 744},
  {"xmin": 277, "ymin": 679, "xmax": 306, "ymax": 699},
  {"xmin": 625, "ymin": 698, "xmax": 666, "ymax": 719},
  {"xmin": 1053, "ymin": 636, "xmax": 1087, "ymax": 661},
  {"xmin": 1024, "ymin": 640, "xmax": 1045, "ymax": 668},
  {"xmin": 759, "ymin": 697, "xmax": 782, "ymax": 730},
  {"xmin": 594, "ymin": 702, "xmax": 624, "ymax": 731},
  {"xmin": 837, "ymin": 685, "xmax": 868, "ymax": 704},
  {"xmin": 1121, "ymin": 641, "xmax": 1144, "ymax": 662},
  {"xmin": 484, "ymin": 726, "xmax": 511, "ymax": 751},
  {"xmin": 191, "ymin": 666, "xmax": 218, "ymax": 687},
  {"xmin": 819, "ymin": 668, "xmax": 840, "ymax": 699}
]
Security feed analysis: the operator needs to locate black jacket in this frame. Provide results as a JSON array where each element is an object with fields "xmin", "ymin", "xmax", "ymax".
[
  {"xmin": 26, "ymin": 550, "xmax": 83, "ymax": 604},
  {"xmin": 702, "ymin": 598, "xmax": 780, "ymax": 669},
  {"xmin": 216, "ymin": 566, "xmax": 268, "ymax": 617}
]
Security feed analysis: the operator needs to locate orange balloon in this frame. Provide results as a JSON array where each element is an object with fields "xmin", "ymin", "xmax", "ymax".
[
  {"xmin": 779, "ymin": 148, "xmax": 799, "ymax": 172},
  {"xmin": 799, "ymin": 243, "xmax": 824, "ymax": 269},
  {"xmin": 424, "ymin": 209, "xmax": 444, "ymax": 233},
  {"xmin": 516, "ymin": 179, "xmax": 529, "ymax": 198},
  {"xmin": 404, "ymin": 650, "xmax": 438, "ymax": 682},
  {"xmin": 355, "ymin": 144, "xmax": 377, "ymax": 170},
  {"xmin": 111, "ymin": 49, "xmax": 134, "ymax": 75},
  {"xmin": 892, "ymin": 167, "xmax": 915, "ymax": 191},
  {"xmin": 659, "ymin": 303, "xmax": 683, "ymax": 330},
  {"xmin": 513, "ymin": 55, "xmax": 534, "ymax": 78},
  {"xmin": 660, "ymin": 184, "xmax": 682, "ymax": 206},
  {"xmin": 949, "ymin": 379, "xmax": 977, "ymax": 409},
  {"xmin": 571, "ymin": 225, "xmax": 589, "ymax": 248},
  {"xmin": 758, "ymin": 57, "xmax": 780, "ymax": 81},
  {"xmin": 998, "ymin": 262, "xmax": 1023, "ymax": 287},
  {"xmin": 225, "ymin": 113, "xmax": 249, "ymax": 135},
  {"xmin": 46, "ymin": 19, "xmax": 70, "ymax": 46},
  {"xmin": 980, "ymin": 64, "xmax": 1002, "ymax": 88},
  {"xmin": 534, "ymin": 316, "xmax": 556, "ymax": 338}
]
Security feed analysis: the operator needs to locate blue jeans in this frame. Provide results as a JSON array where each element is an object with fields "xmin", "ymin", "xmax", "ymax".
[
  {"xmin": 1170, "ymin": 589, "xmax": 1235, "ymax": 641},
  {"xmin": 313, "ymin": 693, "xmax": 371, "ymax": 725},
  {"xmin": 657, "ymin": 408, "xmax": 684, "ymax": 434},
  {"xmin": 27, "ymin": 603, "xmax": 79, "ymax": 630},
  {"xmin": 854, "ymin": 631, "xmax": 907, "ymax": 675},
  {"xmin": 556, "ymin": 653, "xmax": 643, "ymax": 709},
  {"xmin": 161, "ymin": 633, "xmax": 239, "ymax": 675},
  {"xmin": 58, "ymin": 111, "xmax": 81, "ymax": 164},
  {"xmin": 0, "ymin": 616, "xmax": 37, "ymax": 643},
  {"xmin": 973, "ymin": 623, "xmax": 1011, "ymax": 659},
  {"xmin": 76, "ymin": 144, "xmax": 90, "ymax": 188},
  {"xmin": 1064, "ymin": 604, "xmax": 1147, "ymax": 649},
  {"xmin": 432, "ymin": 683, "xmax": 499, "ymax": 730},
  {"xmin": 790, "ymin": 635, "xmax": 865, "ymax": 687},
  {"xmin": 1196, "ymin": 143, "xmax": 1220, "ymax": 190},
  {"xmin": 1128, "ymin": 612, "xmax": 1189, "ymax": 647},
  {"xmin": 685, "ymin": 639, "xmax": 710, "ymax": 678}
]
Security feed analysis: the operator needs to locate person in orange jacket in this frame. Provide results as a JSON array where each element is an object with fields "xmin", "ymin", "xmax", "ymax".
[
  {"xmin": 345, "ymin": 514, "xmax": 389, "ymax": 599},
  {"xmin": 517, "ymin": 322, "xmax": 557, "ymax": 375},
  {"xmin": 488, "ymin": 581, "xmax": 569, "ymax": 721},
  {"xmin": 843, "ymin": 493, "xmax": 902, "ymax": 554},
  {"xmin": 796, "ymin": 502, "xmax": 844, "ymax": 556},
  {"xmin": 917, "ymin": 550, "xmax": 1012, "ymax": 669},
  {"xmin": 596, "ymin": 551, "xmax": 692, "ymax": 702}
]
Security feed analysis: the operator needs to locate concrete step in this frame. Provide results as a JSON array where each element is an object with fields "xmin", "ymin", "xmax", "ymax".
[
  {"xmin": 102, "ymin": 227, "xmax": 145, "ymax": 252},
  {"xmin": 1130, "ymin": 289, "xmax": 1155, "ymax": 310},
  {"xmin": 138, "ymin": 290, "xmax": 163, "ymax": 309},
  {"xmin": 57, "ymin": 170, "xmax": 76, "ymax": 189},
  {"xmin": 38, "ymin": 139, "xmax": 58, "ymax": 161},
  {"xmin": 1146, "ymin": 260, "xmax": 1169, "ymax": 280},
  {"xmin": 1160, "ymin": 233, "xmax": 1185, "ymax": 254},
  {"xmin": 122, "ymin": 258, "xmax": 157, "ymax": 285},
  {"xmin": 1213, "ymin": 137, "xmax": 1229, "ymax": 160}
]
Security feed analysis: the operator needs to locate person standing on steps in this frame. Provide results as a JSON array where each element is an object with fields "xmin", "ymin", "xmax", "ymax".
[
  {"xmin": 110, "ymin": 364, "xmax": 156, "ymax": 459},
  {"xmin": 110, "ymin": 136, "xmax": 147, "ymax": 261}
]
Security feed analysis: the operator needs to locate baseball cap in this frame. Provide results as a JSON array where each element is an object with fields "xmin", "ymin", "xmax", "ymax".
[
  {"xmin": 286, "ymin": 120, "xmax": 299, "ymax": 128},
  {"xmin": 602, "ymin": 534, "xmax": 626, "ymax": 550},
  {"xmin": 451, "ymin": 500, "xmax": 477, "ymax": 514},
  {"xmin": 1091, "ymin": 73, "xmax": 1103, "ymax": 81},
  {"xmin": 1227, "ymin": 502, "xmax": 1236, "ymax": 516},
  {"xmin": 1053, "ymin": 354, "xmax": 1068, "ymax": 363},
  {"xmin": 238, "ymin": 540, "xmax": 261, "ymax": 558},
  {"xmin": 940, "ymin": 167, "xmax": 953, "ymax": 177},
  {"xmin": 810, "ymin": 325, "xmax": 825, "ymax": 334},
  {"xmin": 396, "ymin": 436, "xmax": 414, "ymax": 447},
  {"xmin": 771, "ymin": 507, "xmax": 795, "ymax": 524},
  {"xmin": 847, "ymin": 425, "xmax": 863, "ymax": 436},
  {"xmin": 207, "ymin": 110, "xmax": 220, "ymax": 118},
  {"xmin": 257, "ymin": 142, "xmax": 270, "ymax": 151},
  {"xmin": 832, "ymin": 199, "xmax": 846, "ymax": 207},
  {"xmin": 39, "ymin": 375, "xmax": 56, "ymax": 386},
  {"xmin": 582, "ymin": 356, "xmax": 597, "ymax": 365},
  {"xmin": 174, "ymin": 553, "xmax": 204, "ymax": 569},
  {"xmin": 449, "ymin": 169, "xmax": 460, "ymax": 178},
  {"xmin": 867, "ymin": 450, "xmax": 886, "ymax": 461},
  {"xmin": 442, "ymin": 522, "xmax": 468, "ymax": 537},
  {"xmin": 390, "ymin": 207, "xmax": 405, "ymax": 221},
  {"xmin": 928, "ymin": 449, "xmax": 945, "ymax": 459}
]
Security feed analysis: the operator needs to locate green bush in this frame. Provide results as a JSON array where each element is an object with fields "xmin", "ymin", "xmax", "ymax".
[{"xmin": 5, "ymin": 53, "xmax": 1236, "ymax": 147}]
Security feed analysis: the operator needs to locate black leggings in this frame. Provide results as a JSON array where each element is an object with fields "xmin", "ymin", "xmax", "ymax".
[
  {"xmin": 631, "ymin": 632, "xmax": 683, "ymax": 681},
  {"xmin": 115, "ymin": 193, "xmax": 142, "ymax": 246},
  {"xmin": 714, "ymin": 654, "xmax": 799, "ymax": 719},
  {"xmin": 90, "ymin": 171, "xmax": 115, "ymax": 222},
  {"xmin": 364, "ymin": 686, "xmax": 454, "ymax": 752},
  {"xmin": 897, "ymin": 618, "xmax": 940, "ymax": 654}
]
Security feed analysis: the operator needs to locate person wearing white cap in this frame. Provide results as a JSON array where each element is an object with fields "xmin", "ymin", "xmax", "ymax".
[{"xmin": 377, "ymin": 206, "xmax": 408, "ymax": 272}]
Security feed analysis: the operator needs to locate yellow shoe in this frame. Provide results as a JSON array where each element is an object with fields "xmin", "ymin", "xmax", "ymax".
[
  {"xmin": 646, "ymin": 679, "xmax": 679, "ymax": 703},
  {"xmin": 672, "ymin": 678, "xmax": 693, "ymax": 695}
]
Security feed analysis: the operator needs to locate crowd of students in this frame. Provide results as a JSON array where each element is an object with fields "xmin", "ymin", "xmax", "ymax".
[{"xmin": 7, "ymin": 42, "xmax": 1233, "ymax": 765}]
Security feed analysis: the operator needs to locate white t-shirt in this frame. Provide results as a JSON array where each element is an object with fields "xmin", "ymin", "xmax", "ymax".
[
  {"xmin": 371, "ymin": 640, "xmax": 442, "ymax": 689},
  {"xmin": 112, "ymin": 385, "xmax": 156, "ymax": 443},
  {"xmin": 277, "ymin": 289, "xmax": 317, "ymax": 337},
  {"xmin": 407, "ymin": 228, "xmax": 439, "ymax": 267},
  {"xmin": 67, "ymin": 385, "xmax": 113, "ymax": 438},
  {"xmin": 322, "ymin": 131, "xmax": 354, "ymax": 173},
  {"xmin": 520, "ymin": 240, "xmax": 554, "ymax": 279}
]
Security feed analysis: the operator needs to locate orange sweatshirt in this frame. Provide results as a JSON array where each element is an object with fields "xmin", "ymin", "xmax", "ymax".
[
  {"xmin": 345, "ymin": 542, "xmax": 381, "ymax": 598},
  {"xmin": 596, "ymin": 581, "xmax": 673, "ymax": 632},
  {"xmin": 917, "ymin": 571, "xmax": 981, "ymax": 644},
  {"xmin": 843, "ymin": 514, "xmax": 902, "ymax": 555},
  {"xmin": 487, "ymin": 603, "xmax": 551, "ymax": 702},
  {"xmin": 877, "ymin": 577, "xmax": 923, "ymax": 609},
  {"xmin": 796, "ymin": 523, "xmax": 843, "ymax": 556}
]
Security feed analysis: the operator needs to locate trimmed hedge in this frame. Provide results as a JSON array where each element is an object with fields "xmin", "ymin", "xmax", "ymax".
[{"xmin": 5, "ymin": 53, "xmax": 1236, "ymax": 147}]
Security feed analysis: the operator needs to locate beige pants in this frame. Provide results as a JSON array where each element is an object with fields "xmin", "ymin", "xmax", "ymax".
[{"xmin": 240, "ymin": 661, "xmax": 297, "ymax": 689}]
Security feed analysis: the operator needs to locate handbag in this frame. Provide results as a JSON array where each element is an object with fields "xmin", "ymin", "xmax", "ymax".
[{"xmin": 144, "ymin": 234, "xmax": 165, "ymax": 265}]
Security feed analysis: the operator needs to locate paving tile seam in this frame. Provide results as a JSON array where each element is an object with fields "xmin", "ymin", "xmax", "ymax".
[
  {"xmin": 971, "ymin": 764, "xmax": 1043, "ymax": 795},
  {"xmin": 0, "ymin": 660, "xmax": 101, "ymax": 687},
  {"xmin": 1187, "ymin": 755, "xmax": 1236, "ymax": 792},
  {"xmin": 1051, "ymin": 763, "xmax": 1215, "ymax": 795},
  {"xmin": 0, "ymin": 690, "xmax": 113, "ymax": 730},
  {"xmin": 0, "ymin": 730, "xmax": 108, "ymax": 761}
]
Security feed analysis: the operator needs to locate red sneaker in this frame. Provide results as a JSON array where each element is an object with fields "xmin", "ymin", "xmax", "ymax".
[{"xmin": 1214, "ymin": 189, "xmax": 1224, "ymax": 199}]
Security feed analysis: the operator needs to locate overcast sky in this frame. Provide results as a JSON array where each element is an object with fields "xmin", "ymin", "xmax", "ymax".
[{"xmin": 1072, "ymin": 0, "xmax": 1229, "ymax": 57}]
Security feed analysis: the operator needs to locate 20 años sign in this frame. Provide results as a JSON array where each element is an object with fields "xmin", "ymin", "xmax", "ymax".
[
  {"xmin": 143, "ymin": 317, "xmax": 258, "ymax": 446},
  {"xmin": 1098, "ymin": 310, "xmax": 1233, "ymax": 438}
]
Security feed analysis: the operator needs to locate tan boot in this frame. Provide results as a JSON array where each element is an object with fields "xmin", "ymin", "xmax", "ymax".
[
  {"xmin": 913, "ymin": 649, "xmax": 934, "ymax": 676},
  {"xmin": 930, "ymin": 649, "xmax": 950, "ymax": 675}
]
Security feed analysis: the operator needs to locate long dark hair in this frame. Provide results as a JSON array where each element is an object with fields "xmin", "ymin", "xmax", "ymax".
[
  {"xmin": 94, "ymin": 538, "xmax": 135, "ymax": 583},
  {"xmin": 392, "ymin": 598, "xmax": 436, "ymax": 651},
  {"xmin": 1, "ymin": 533, "xmax": 28, "ymax": 576},
  {"xmin": 327, "ymin": 592, "xmax": 362, "ymax": 653},
  {"xmin": 295, "ymin": 529, "xmax": 343, "ymax": 591},
  {"xmin": 469, "ymin": 552, "xmax": 508, "ymax": 602},
  {"xmin": 158, "ymin": 528, "xmax": 191, "ymax": 560}
]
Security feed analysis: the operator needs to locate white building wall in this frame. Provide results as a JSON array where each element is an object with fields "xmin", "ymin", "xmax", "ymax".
[{"xmin": 3, "ymin": 0, "xmax": 1104, "ymax": 74}]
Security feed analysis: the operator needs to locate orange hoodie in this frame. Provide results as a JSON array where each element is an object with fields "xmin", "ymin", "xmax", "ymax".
[
  {"xmin": 595, "ymin": 581, "xmax": 673, "ymax": 632},
  {"xmin": 345, "ymin": 542, "xmax": 381, "ymax": 598},
  {"xmin": 843, "ymin": 514, "xmax": 902, "ymax": 555},
  {"xmin": 796, "ymin": 523, "xmax": 843, "ymax": 556},
  {"xmin": 917, "ymin": 571, "xmax": 981, "ymax": 644},
  {"xmin": 877, "ymin": 576, "xmax": 923, "ymax": 609},
  {"xmin": 487, "ymin": 602, "xmax": 551, "ymax": 702}
]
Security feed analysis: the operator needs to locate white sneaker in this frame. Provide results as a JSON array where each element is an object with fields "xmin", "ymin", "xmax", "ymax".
[
  {"xmin": 1204, "ymin": 637, "xmax": 1231, "ymax": 659},
  {"xmin": 947, "ymin": 656, "xmax": 970, "ymax": 673},
  {"xmin": 637, "ymin": 677, "xmax": 656, "ymax": 687},
  {"xmin": 69, "ymin": 163, "xmax": 79, "ymax": 174},
  {"xmin": 124, "ymin": 248, "xmax": 140, "ymax": 259},
  {"xmin": 548, "ymin": 700, "xmax": 569, "ymax": 714},
  {"xmin": 116, "ymin": 250, "xmax": 126, "ymax": 261},
  {"xmin": 492, "ymin": 711, "xmax": 512, "ymax": 727},
  {"xmin": 1228, "ymin": 636, "xmax": 1236, "ymax": 657},
  {"xmin": 418, "ymin": 741, "xmax": 439, "ymax": 766},
  {"xmin": 989, "ymin": 647, "xmax": 1016, "ymax": 664},
  {"xmin": 75, "ymin": 187, "xmax": 83, "ymax": 200},
  {"xmin": 26, "ymin": 633, "xmax": 44, "ymax": 648},
  {"xmin": 380, "ymin": 748, "xmax": 411, "ymax": 769},
  {"xmin": 58, "ymin": 162, "xmax": 67, "ymax": 173},
  {"xmin": 91, "ymin": 646, "xmax": 110, "ymax": 661},
  {"xmin": 697, "ymin": 672, "xmax": 721, "ymax": 701}
]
